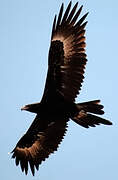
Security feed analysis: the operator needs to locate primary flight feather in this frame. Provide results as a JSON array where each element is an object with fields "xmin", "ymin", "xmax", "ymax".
[{"xmin": 12, "ymin": 1, "xmax": 112, "ymax": 176}]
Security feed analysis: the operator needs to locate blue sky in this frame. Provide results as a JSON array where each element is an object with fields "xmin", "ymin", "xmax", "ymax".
[{"xmin": 0, "ymin": 0, "xmax": 117, "ymax": 179}]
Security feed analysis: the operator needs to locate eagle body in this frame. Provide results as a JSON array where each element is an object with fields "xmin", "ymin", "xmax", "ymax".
[{"xmin": 12, "ymin": 1, "xmax": 112, "ymax": 176}]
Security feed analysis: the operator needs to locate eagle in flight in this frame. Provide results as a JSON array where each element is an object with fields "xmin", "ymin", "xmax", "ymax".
[{"xmin": 11, "ymin": 1, "xmax": 112, "ymax": 176}]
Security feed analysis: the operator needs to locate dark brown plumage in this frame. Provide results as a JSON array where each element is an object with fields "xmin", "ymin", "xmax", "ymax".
[{"xmin": 11, "ymin": 1, "xmax": 112, "ymax": 176}]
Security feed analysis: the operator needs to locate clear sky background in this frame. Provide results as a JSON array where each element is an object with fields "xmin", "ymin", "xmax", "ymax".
[{"xmin": 0, "ymin": 0, "xmax": 117, "ymax": 179}]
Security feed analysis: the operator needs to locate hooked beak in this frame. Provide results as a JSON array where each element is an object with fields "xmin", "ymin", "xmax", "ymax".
[{"xmin": 21, "ymin": 105, "xmax": 28, "ymax": 111}]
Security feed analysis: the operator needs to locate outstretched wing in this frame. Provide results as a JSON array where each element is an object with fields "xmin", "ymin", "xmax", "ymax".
[
  {"xmin": 42, "ymin": 2, "xmax": 88, "ymax": 102},
  {"xmin": 12, "ymin": 115, "xmax": 68, "ymax": 176}
]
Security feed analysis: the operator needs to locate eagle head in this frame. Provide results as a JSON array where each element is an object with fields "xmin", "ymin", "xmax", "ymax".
[{"xmin": 21, "ymin": 103, "xmax": 41, "ymax": 113}]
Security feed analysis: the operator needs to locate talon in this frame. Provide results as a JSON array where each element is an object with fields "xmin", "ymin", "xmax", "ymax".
[{"xmin": 77, "ymin": 110, "xmax": 87, "ymax": 119}]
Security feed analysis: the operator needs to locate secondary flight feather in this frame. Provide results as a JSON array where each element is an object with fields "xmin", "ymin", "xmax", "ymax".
[{"xmin": 11, "ymin": 1, "xmax": 112, "ymax": 176}]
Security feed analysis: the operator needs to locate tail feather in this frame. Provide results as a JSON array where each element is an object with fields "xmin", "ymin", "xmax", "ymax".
[
  {"xmin": 77, "ymin": 100, "xmax": 104, "ymax": 115},
  {"xmin": 73, "ymin": 113, "xmax": 112, "ymax": 128},
  {"xmin": 72, "ymin": 100, "xmax": 112, "ymax": 128}
]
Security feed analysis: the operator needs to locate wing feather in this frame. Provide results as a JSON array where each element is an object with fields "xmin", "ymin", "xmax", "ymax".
[
  {"xmin": 51, "ymin": 15, "xmax": 57, "ymax": 39},
  {"xmin": 70, "ymin": 5, "xmax": 83, "ymax": 26},
  {"xmin": 61, "ymin": 1, "xmax": 72, "ymax": 24},
  {"xmin": 66, "ymin": 2, "xmax": 78, "ymax": 23},
  {"xmin": 56, "ymin": 3, "xmax": 64, "ymax": 29}
]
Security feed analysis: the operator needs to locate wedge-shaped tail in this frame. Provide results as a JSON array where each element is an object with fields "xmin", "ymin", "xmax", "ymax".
[{"xmin": 72, "ymin": 100, "xmax": 112, "ymax": 128}]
